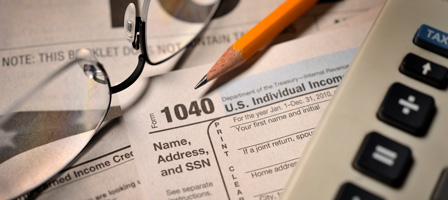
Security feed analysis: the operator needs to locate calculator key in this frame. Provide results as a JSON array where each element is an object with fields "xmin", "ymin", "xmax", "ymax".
[
  {"xmin": 431, "ymin": 168, "xmax": 448, "ymax": 200},
  {"xmin": 414, "ymin": 24, "xmax": 448, "ymax": 58},
  {"xmin": 400, "ymin": 53, "xmax": 448, "ymax": 89},
  {"xmin": 335, "ymin": 183, "xmax": 384, "ymax": 200},
  {"xmin": 354, "ymin": 132, "xmax": 413, "ymax": 188},
  {"xmin": 378, "ymin": 83, "xmax": 435, "ymax": 136}
]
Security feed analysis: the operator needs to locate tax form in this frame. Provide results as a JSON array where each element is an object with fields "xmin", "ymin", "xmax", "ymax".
[
  {"xmin": 118, "ymin": 20, "xmax": 374, "ymax": 199},
  {"xmin": 0, "ymin": 0, "xmax": 383, "ymax": 199}
]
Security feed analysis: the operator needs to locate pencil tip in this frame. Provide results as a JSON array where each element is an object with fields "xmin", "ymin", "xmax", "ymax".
[{"xmin": 194, "ymin": 75, "xmax": 208, "ymax": 89}]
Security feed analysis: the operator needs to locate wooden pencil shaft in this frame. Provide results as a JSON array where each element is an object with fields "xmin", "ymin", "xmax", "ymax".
[
  {"xmin": 206, "ymin": 47, "xmax": 245, "ymax": 80},
  {"xmin": 234, "ymin": 0, "xmax": 318, "ymax": 59},
  {"xmin": 197, "ymin": 0, "xmax": 318, "ymax": 89}
]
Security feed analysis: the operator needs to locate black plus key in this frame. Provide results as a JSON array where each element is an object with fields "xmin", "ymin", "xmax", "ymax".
[
  {"xmin": 400, "ymin": 53, "xmax": 448, "ymax": 89},
  {"xmin": 378, "ymin": 83, "xmax": 435, "ymax": 136},
  {"xmin": 354, "ymin": 132, "xmax": 413, "ymax": 188}
]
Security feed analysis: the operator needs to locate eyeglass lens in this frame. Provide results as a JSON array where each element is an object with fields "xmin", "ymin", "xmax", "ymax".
[
  {"xmin": 0, "ymin": 53, "xmax": 111, "ymax": 198},
  {"xmin": 142, "ymin": 0, "xmax": 220, "ymax": 63}
]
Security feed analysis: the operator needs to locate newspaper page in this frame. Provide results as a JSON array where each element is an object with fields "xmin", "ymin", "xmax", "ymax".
[
  {"xmin": 118, "ymin": 20, "xmax": 374, "ymax": 199},
  {"xmin": 0, "ymin": 0, "xmax": 383, "ymax": 199}
]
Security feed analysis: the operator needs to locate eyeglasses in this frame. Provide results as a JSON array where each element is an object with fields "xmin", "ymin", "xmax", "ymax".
[{"xmin": 0, "ymin": 0, "xmax": 220, "ymax": 198}]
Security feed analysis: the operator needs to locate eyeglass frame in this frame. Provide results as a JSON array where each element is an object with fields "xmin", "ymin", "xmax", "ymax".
[
  {"xmin": 110, "ymin": 0, "xmax": 221, "ymax": 94},
  {"xmin": 0, "ymin": 1, "xmax": 221, "ymax": 198}
]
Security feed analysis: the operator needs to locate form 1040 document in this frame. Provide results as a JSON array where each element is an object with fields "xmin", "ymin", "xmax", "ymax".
[{"xmin": 118, "ymin": 21, "xmax": 373, "ymax": 199}]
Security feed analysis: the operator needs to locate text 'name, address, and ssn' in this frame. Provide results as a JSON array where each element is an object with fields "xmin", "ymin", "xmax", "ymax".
[{"xmin": 141, "ymin": 48, "xmax": 357, "ymax": 199}]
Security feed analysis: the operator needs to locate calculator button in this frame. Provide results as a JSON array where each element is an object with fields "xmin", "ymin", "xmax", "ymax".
[
  {"xmin": 400, "ymin": 53, "xmax": 448, "ymax": 89},
  {"xmin": 335, "ymin": 183, "xmax": 384, "ymax": 200},
  {"xmin": 354, "ymin": 132, "xmax": 413, "ymax": 188},
  {"xmin": 414, "ymin": 24, "xmax": 448, "ymax": 58},
  {"xmin": 378, "ymin": 83, "xmax": 435, "ymax": 136},
  {"xmin": 431, "ymin": 168, "xmax": 448, "ymax": 200}
]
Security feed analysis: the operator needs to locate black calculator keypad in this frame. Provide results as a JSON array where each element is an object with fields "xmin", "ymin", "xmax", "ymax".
[
  {"xmin": 400, "ymin": 53, "xmax": 448, "ymax": 89},
  {"xmin": 337, "ymin": 24, "xmax": 446, "ymax": 199},
  {"xmin": 377, "ymin": 83, "xmax": 435, "ymax": 137},
  {"xmin": 353, "ymin": 132, "xmax": 413, "ymax": 188},
  {"xmin": 335, "ymin": 183, "xmax": 384, "ymax": 200}
]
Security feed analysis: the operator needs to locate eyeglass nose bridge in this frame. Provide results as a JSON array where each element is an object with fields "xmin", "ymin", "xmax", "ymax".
[
  {"xmin": 110, "ymin": 54, "xmax": 146, "ymax": 94},
  {"xmin": 75, "ymin": 47, "xmax": 145, "ymax": 94},
  {"xmin": 109, "ymin": 17, "xmax": 147, "ymax": 94}
]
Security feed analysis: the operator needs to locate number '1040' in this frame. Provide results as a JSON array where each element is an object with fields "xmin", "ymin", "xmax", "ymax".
[{"xmin": 160, "ymin": 98, "xmax": 215, "ymax": 123}]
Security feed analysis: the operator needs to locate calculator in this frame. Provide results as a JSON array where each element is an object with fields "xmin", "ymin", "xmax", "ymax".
[{"xmin": 281, "ymin": 0, "xmax": 448, "ymax": 199}]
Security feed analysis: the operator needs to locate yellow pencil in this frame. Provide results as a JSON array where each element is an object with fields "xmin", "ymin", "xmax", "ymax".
[{"xmin": 194, "ymin": 0, "xmax": 318, "ymax": 89}]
